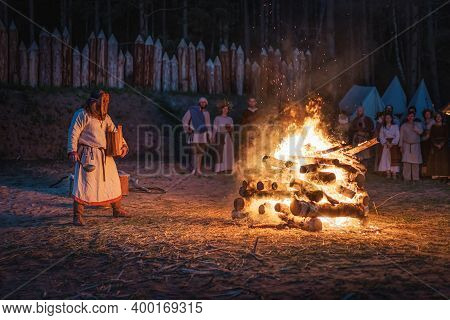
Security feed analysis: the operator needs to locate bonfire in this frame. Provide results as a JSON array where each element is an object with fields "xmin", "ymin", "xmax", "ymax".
[{"xmin": 232, "ymin": 98, "xmax": 378, "ymax": 231}]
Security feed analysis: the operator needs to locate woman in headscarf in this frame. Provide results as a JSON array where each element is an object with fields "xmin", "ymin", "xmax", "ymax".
[
  {"xmin": 212, "ymin": 100, "xmax": 234, "ymax": 173},
  {"xmin": 68, "ymin": 90, "xmax": 129, "ymax": 226},
  {"xmin": 427, "ymin": 112, "xmax": 449, "ymax": 182}
]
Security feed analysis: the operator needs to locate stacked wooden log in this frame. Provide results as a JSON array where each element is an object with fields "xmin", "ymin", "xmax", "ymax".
[
  {"xmin": 0, "ymin": 17, "xmax": 313, "ymax": 98},
  {"xmin": 232, "ymin": 142, "xmax": 374, "ymax": 231}
]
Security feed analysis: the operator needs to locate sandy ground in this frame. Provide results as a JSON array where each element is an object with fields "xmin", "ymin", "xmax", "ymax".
[{"xmin": 0, "ymin": 160, "xmax": 449, "ymax": 299}]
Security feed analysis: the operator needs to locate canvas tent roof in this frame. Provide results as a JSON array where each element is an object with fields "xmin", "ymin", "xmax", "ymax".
[
  {"xmin": 382, "ymin": 76, "xmax": 407, "ymax": 117},
  {"xmin": 408, "ymin": 79, "xmax": 434, "ymax": 120},
  {"xmin": 339, "ymin": 85, "xmax": 385, "ymax": 119}
]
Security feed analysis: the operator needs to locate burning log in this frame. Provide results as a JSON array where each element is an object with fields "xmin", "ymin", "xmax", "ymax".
[
  {"xmin": 345, "ymin": 138, "xmax": 379, "ymax": 156},
  {"xmin": 336, "ymin": 185, "xmax": 356, "ymax": 199},
  {"xmin": 324, "ymin": 192, "xmax": 340, "ymax": 206},
  {"xmin": 290, "ymin": 199, "xmax": 365, "ymax": 219},
  {"xmin": 315, "ymin": 203, "xmax": 365, "ymax": 219},
  {"xmin": 262, "ymin": 155, "xmax": 295, "ymax": 169},
  {"xmin": 274, "ymin": 202, "xmax": 290, "ymax": 214},
  {"xmin": 290, "ymin": 179, "xmax": 323, "ymax": 202},
  {"xmin": 258, "ymin": 203, "xmax": 271, "ymax": 215},
  {"xmin": 289, "ymin": 199, "xmax": 317, "ymax": 217},
  {"xmin": 299, "ymin": 163, "xmax": 319, "ymax": 173},
  {"xmin": 347, "ymin": 173, "xmax": 366, "ymax": 189},
  {"xmin": 231, "ymin": 210, "xmax": 248, "ymax": 219},
  {"xmin": 305, "ymin": 171, "xmax": 336, "ymax": 184},
  {"xmin": 277, "ymin": 212, "xmax": 322, "ymax": 232},
  {"xmin": 233, "ymin": 197, "xmax": 248, "ymax": 211}
]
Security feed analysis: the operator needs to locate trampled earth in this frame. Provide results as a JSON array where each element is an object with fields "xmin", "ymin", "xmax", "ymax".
[{"xmin": 0, "ymin": 160, "xmax": 449, "ymax": 299}]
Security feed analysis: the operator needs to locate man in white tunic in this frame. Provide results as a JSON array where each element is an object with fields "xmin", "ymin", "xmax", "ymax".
[
  {"xmin": 399, "ymin": 112, "xmax": 423, "ymax": 182},
  {"xmin": 182, "ymin": 97, "xmax": 212, "ymax": 175},
  {"xmin": 68, "ymin": 90, "xmax": 129, "ymax": 226}
]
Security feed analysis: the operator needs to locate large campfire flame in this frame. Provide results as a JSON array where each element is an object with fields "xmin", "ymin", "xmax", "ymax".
[{"xmin": 233, "ymin": 98, "xmax": 373, "ymax": 231}]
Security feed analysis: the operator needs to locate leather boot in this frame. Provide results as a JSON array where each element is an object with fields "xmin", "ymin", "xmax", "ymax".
[
  {"xmin": 112, "ymin": 200, "xmax": 131, "ymax": 218},
  {"xmin": 73, "ymin": 201, "xmax": 85, "ymax": 226}
]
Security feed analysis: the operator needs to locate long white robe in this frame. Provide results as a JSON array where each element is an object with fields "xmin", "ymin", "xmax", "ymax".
[
  {"xmin": 68, "ymin": 109, "xmax": 126, "ymax": 205},
  {"xmin": 212, "ymin": 116, "xmax": 234, "ymax": 172},
  {"xmin": 378, "ymin": 124, "xmax": 400, "ymax": 172}
]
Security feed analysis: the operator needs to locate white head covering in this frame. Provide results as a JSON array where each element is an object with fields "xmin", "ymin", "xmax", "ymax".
[{"xmin": 198, "ymin": 97, "xmax": 208, "ymax": 104}]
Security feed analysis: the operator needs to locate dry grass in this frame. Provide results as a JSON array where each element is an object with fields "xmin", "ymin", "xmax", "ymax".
[{"xmin": 0, "ymin": 160, "xmax": 449, "ymax": 299}]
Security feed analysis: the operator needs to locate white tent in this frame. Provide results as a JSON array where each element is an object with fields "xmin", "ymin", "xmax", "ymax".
[
  {"xmin": 382, "ymin": 76, "xmax": 407, "ymax": 117},
  {"xmin": 339, "ymin": 85, "xmax": 385, "ymax": 120},
  {"xmin": 408, "ymin": 79, "xmax": 434, "ymax": 120}
]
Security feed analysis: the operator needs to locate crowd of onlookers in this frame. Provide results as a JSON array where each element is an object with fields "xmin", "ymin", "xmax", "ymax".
[
  {"xmin": 182, "ymin": 96, "xmax": 449, "ymax": 183},
  {"xmin": 337, "ymin": 105, "xmax": 449, "ymax": 183}
]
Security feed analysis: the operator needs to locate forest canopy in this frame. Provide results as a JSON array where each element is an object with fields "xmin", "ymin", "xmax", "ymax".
[{"xmin": 1, "ymin": 0, "xmax": 449, "ymax": 107}]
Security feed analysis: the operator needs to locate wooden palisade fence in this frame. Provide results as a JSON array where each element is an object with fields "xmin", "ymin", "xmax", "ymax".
[{"xmin": 0, "ymin": 19, "xmax": 313, "ymax": 100}]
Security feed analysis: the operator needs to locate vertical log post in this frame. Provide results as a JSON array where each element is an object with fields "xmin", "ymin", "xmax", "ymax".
[
  {"xmin": 260, "ymin": 48, "xmax": 268, "ymax": 98},
  {"xmin": 28, "ymin": 41, "xmax": 39, "ymax": 87},
  {"xmin": 251, "ymin": 61, "xmax": 261, "ymax": 98},
  {"xmin": 244, "ymin": 58, "xmax": 251, "ymax": 94},
  {"xmin": 206, "ymin": 58, "xmax": 214, "ymax": 94},
  {"xmin": 62, "ymin": 27, "xmax": 72, "ymax": 86},
  {"xmin": 81, "ymin": 44, "xmax": 89, "ymax": 87},
  {"xmin": 280, "ymin": 60, "xmax": 288, "ymax": 100},
  {"xmin": 8, "ymin": 21, "xmax": 19, "ymax": 84},
  {"xmin": 51, "ymin": 28, "xmax": 62, "ymax": 87},
  {"xmin": 117, "ymin": 50, "xmax": 125, "ymax": 89},
  {"xmin": 213, "ymin": 56, "xmax": 223, "ymax": 94},
  {"xmin": 143, "ymin": 35, "xmax": 154, "ymax": 88},
  {"xmin": 287, "ymin": 62, "xmax": 294, "ymax": 100},
  {"xmin": 170, "ymin": 55, "xmax": 178, "ymax": 91},
  {"xmin": 0, "ymin": 19, "xmax": 8, "ymax": 83},
  {"xmin": 88, "ymin": 32, "xmax": 97, "ymax": 86},
  {"xmin": 196, "ymin": 41, "xmax": 206, "ymax": 92},
  {"xmin": 39, "ymin": 29, "xmax": 52, "ymax": 86},
  {"xmin": 273, "ymin": 48, "xmax": 282, "ymax": 91},
  {"xmin": 235, "ymin": 46, "xmax": 244, "ymax": 96},
  {"xmin": 18, "ymin": 41, "xmax": 28, "ymax": 85},
  {"xmin": 292, "ymin": 48, "xmax": 300, "ymax": 98},
  {"xmin": 72, "ymin": 46, "xmax": 81, "ymax": 87},
  {"xmin": 133, "ymin": 35, "xmax": 144, "ymax": 86},
  {"xmin": 125, "ymin": 50, "xmax": 133, "ymax": 84},
  {"xmin": 96, "ymin": 30, "xmax": 107, "ymax": 86},
  {"xmin": 266, "ymin": 46, "xmax": 274, "ymax": 93},
  {"xmin": 305, "ymin": 49, "xmax": 312, "ymax": 93},
  {"xmin": 153, "ymin": 39, "xmax": 163, "ymax": 91},
  {"xmin": 230, "ymin": 43, "xmax": 237, "ymax": 93},
  {"xmin": 107, "ymin": 33, "xmax": 118, "ymax": 87},
  {"xmin": 219, "ymin": 44, "xmax": 230, "ymax": 93},
  {"xmin": 162, "ymin": 52, "xmax": 170, "ymax": 92},
  {"xmin": 177, "ymin": 39, "xmax": 188, "ymax": 92},
  {"xmin": 299, "ymin": 50, "xmax": 306, "ymax": 98},
  {"xmin": 188, "ymin": 41, "xmax": 197, "ymax": 92}
]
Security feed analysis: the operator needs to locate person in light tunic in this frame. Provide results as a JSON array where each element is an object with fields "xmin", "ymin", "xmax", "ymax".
[
  {"xmin": 68, "ymin": 90, "xmax": 129, "ymax": 226},
  {"xmin": 378, "ymin": 113, "xmax": 401, "ymax": 179},
  {"xmin": 182, "ymin": 97, "xmax": 212, "ymax": 176},
  {"xmin": 212, "ymin": 100, "xmax": 234, "ymax": 173},
  {"xmin": 399, "ymin": 112, "xmax": 424, "ymax": 182}
]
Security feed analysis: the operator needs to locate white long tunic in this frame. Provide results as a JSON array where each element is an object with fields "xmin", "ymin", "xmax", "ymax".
[
  {"xmin": 399, "ymin": 122, "xmax": 423, "ymax": 164},
  {"xmin": 378, "ymin": 124, "xmax": 400, "ymax": 172},
  {"xmin": 212, "ymin": 115, "xmax": 234, "ymax": 172},
  {"xmin": 182, "ymin": 108, "xmax": 212, "ymax": 144},
  {"xmin": 68, "ymin": 109, "xmax": 126, "ymax": 205}
]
